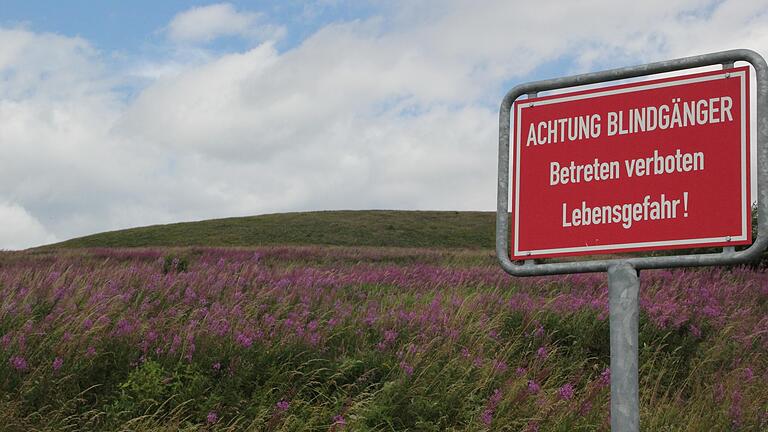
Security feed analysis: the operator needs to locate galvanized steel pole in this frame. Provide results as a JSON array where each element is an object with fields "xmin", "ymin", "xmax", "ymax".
[{"xmin": 608, "ymin": 263, "xmax": 640, "ymax": 432}]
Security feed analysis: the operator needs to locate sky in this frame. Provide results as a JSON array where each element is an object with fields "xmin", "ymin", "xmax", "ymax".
[{"xmin": 1, "ymin": 0, "xmax": 767, "ymax": 250}]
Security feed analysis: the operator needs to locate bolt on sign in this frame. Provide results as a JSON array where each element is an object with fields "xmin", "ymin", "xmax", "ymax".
[{"xmin": 510, "ymin": 67, "xmax": 751, "ymax": 259}]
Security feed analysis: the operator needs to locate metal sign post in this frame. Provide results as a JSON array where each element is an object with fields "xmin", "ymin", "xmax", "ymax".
[
  {"xmin": 608, "ymin": 263, "xmax": 639, "ymax": 431},
  {"xmin": 496, "ymin": 49, "xmax": 767, "ymax": 432}
]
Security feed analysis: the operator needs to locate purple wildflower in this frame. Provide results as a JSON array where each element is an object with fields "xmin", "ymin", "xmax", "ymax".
[
  {"xmin": 580, "ymin": 400, "xmax": 593, "ymax": 415},
  {"xmin": 489, "ymin": 388, "xmax": 503, "ymax": 404},
  {"xmin": 481, "ymin": 389, "xmax": 503, "ymax": 426},
  {"xmin": 10, "ymin": 355, "xmax": 28, "ymax": 372},
  {"xmin": 528, "ymin": 380, "xmax": 541, "ymax": 394},
  {"xmin": 185, "ymin": 343, "xmax": 195, "ymax": 362},
  {"xmin": 743, "ymin": 367, "xmax": 754, "ymax": 381},
  {"xmin": 236, "ymin": 332, "xmax": 253, "ymax": 348},
  {"xmin": 536, "ymin": 346, "xmax": 548, "ymax": 360},
  {"xmin": 115, "ymin": 318, "xmax": 134, "ymax": 336},
  {"xmin": 525, "ymin": 421, "xmax": 540, "ymax": 432},
  {"xmin": 714, "ymin": 382, "xmax": 725, "ymax": 403},
  {"xmin": 480, "ymin": 409, "xmax": 494, "ymax": 426},
  {"xmin": 52, "ymin": 357, "xmax": 63, "ymax": 372},
  {"xmin": 400, "ymin": 361, "xmax": 414, "ymax": 377},
  {"xmin": 384, "ymin": 329, "xmax": 397, "ymax": 344},
  {"xmin": 307, "ymin": 320, "xmax": 318, "ymax": 332},
  {"xmin": 558, "ymin": 383, "xmax": 575, "ymax": 400},
  {"xmin": 690, "ymin": 324, "xmax": 702, "ymax": 338},
  {"xmin": 599, "ymin": 367, "xmax": 610, "ymax": 387},
  {"xmin": 730, "ymin": 389, "xmax": 743, "ymax": 427},
  {"xmin": 276, "ymin": 400, "xmax": 289, "ymax": 411},
  {"xmin": 207, "ymin": 411, "xmax": 218, "ymax": 424}
]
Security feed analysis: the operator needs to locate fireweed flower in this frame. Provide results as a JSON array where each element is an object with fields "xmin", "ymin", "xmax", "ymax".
[
  {"xmin": 10, "ymin": 355, "xmax": 28, "ymax": 372},
  {"xmin": 730, "ymin": 389, "xmax": 743, "ymax": 427},
  {"xmin": 689, "ymin": 324, "xmax": 702, "ymax": 338},
  {"xmin": 480, "ymin": 389, "xmax": 503, "ymax": 426},
  {"xmin": 480, "ymin": 409, "xmax": 494, "ymax": 425},
  {"xmin": 558, "ymin": 383, "xmax": 575, "ymax": 400},
  {"xmin": 599, "ymin": 368, "xmax": 610, "ymax": 387},
  {"xmin": 492, "ymin": 359, "xmax": 508, "ymax": 374},
  {"xmin": 580, "ymin": 400, "xmax": 593, "ymax": 415},
  {"xmin": 236, "ymin": 332, "xmax": 253, "ymax": 348},
  {"xmin": 207, "ymin": 411, "xmax": 218, "ymax": 424},
  {"xmin": 307, "ymin": 320, "xmax": 318, "ymax": 332},
  {"xmin": 743, "ymin": 367, "xmax": 754, "ymax": 381},
  {"xmin": 185, "ymin": 343, "xmax": 195, "ymax": 362},
  {"xmin": 536, "ymin": 346, "xmax": 548, "ymax": 360},
  {"xmin": 399, "ymin": 361, "xmax": 414, "ymax": 377},
  {"xmin": 714, "ymin": 382, "xmax": 726, "ymax": 403},
  {"xmin": 525, "ymin": 421, "xmax": 540, "ymax": 432},
  {"xmin": 383, "ymin": 329, "xmax": 397, "ymax": 344}
]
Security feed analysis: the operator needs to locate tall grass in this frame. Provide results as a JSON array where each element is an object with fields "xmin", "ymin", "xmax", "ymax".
[{"xmin": 0, "ymin": 246, "xmax": 765, "ymax": 431}]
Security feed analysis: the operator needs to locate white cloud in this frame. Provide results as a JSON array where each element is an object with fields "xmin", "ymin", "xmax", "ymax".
[
  {"xmin": 1, "ymin": 0, "xmax": 768, "ymax": 249},
  {"xmin": 166, "ymin": 3, "xmax": 285, "ymax": 44},
  {"xmin": 0, "ymin": 27, "xmax": 106, "ymax": 100},
  {"xmin": 0, "ymin": 202, "xmax": 56, "ymax": 250}
]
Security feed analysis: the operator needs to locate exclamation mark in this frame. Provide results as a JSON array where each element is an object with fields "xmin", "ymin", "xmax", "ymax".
[{"xmin": 683, "ymin": 192, "xmax": 688, "ymax": 217}]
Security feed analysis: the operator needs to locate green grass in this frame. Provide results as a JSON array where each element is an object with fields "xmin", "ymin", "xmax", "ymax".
[
  {"xmin": 0, "ymin": 247, "xmax": 765, "ymax": 430},
  {"xmin": 41, "ymin": 210, "xmax": 496, "ymax": 250}
]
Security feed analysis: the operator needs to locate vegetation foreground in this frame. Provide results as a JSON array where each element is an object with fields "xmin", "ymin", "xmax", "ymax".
[{"xmin": 0, "ymin": 246, "xmax": 765, "ymax": 431}]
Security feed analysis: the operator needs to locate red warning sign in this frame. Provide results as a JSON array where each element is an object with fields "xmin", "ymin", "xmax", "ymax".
[{"xmin": 511, "ymin": 67, "xmax": 751, "ymax": 259}]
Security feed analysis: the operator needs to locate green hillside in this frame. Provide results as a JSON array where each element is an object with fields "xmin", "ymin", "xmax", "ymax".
[{"xmin": 44, "ymin": 210, "xmax": 496, "ymax": 249}]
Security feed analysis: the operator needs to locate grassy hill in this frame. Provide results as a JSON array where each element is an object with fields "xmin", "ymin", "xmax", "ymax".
[{"xmin": 44, "ymin": 210, "xmax": 496, "ymax": 249}]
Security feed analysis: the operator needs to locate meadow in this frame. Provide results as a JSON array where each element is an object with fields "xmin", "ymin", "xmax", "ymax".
[{"xmin": 0, "ymin": 246, "xmax": 765, "ymax": 431}]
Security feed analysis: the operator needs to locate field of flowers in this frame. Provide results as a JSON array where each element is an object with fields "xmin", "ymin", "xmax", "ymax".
[{"xmin": 0, "ymin": 246, "xmax": 765, "ymax": 431}]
